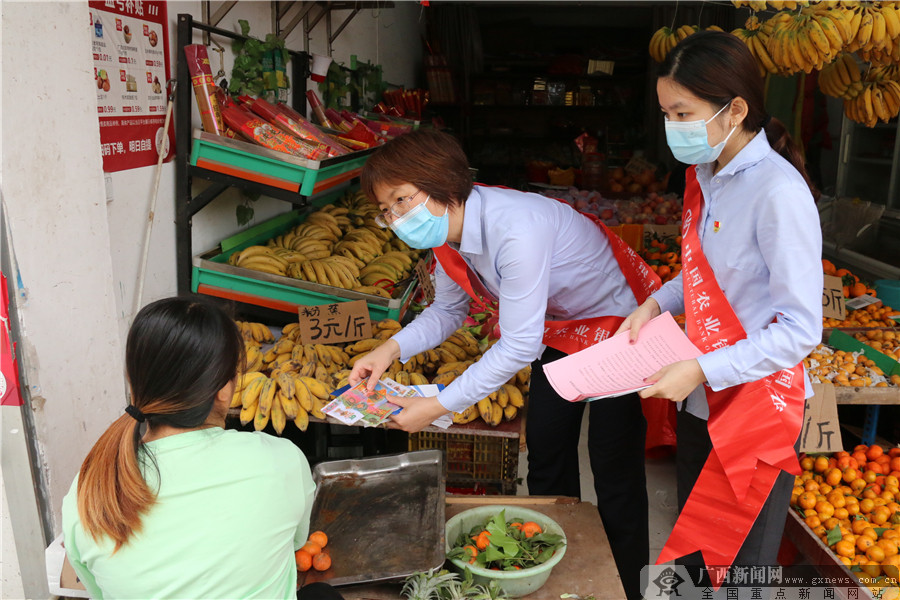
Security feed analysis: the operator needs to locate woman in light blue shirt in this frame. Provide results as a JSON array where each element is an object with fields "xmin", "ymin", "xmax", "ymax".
[
  {"xmin": 619, "ymin": 31, "xmax": 822, "ymax": 584},
  {"xmin": 62, "ymin": 296, "xmax": 337, "ymax": 600},
  {"xmin": 349, "ymin": 129, "xmax": 652, "ymax": 599}
]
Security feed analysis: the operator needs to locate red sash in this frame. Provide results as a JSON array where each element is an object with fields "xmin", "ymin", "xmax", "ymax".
[
  {"xmin": 656, "ymin": 168, "xmax": 805, "ymax": 588},
  {"xmin": 432, "ymin": 188, "xmax": 661, "ymax": 355}
]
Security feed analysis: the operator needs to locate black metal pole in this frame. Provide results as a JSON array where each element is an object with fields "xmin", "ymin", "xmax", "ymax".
[{"xmin": 175, "ymin": 14, "xmax": 193, "ymax": 294}]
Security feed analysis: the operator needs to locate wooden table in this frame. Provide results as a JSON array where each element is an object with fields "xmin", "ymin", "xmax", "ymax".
[{"xmin": 337, "ymin": 496, "xmax": 625, "ymax": 599}]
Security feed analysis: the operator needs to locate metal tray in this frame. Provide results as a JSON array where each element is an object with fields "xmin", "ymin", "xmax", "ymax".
[{"xmin": 299, "ymin": 450, "xmax": 446, "ymax": 587}]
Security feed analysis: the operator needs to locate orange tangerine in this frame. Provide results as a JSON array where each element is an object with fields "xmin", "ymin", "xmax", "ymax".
[
  {"xmin": 805, "ymin": 515, "xmax": 822, "ymax": 529},
  {"xmin": 816, "ymin": 501, "xmax": 835, "ymax": 518},
  {"xmin": 814, "ymin": 456, "xmax": 830, "ymax": 473},
  {"xmin": 825, "ymin": 468, "xmax": 843, "ymax": 486},
  {"xmin": 843, "ymin": 468, "xmax": 860, "ymax": 483},
  {"xmin": 859, "ymin": 536, "xmax": 876, "ymax": 552},
  {"xmin": 798, "ymin": 492, "xmax": 817, "ymax": 510},
  {"xmin": 867, "ymin": 545, "xmax": 886, "ymax": 563},
  {"xmin": 878, "ymin": 539, "xmax": 899, "ymax": 557}
]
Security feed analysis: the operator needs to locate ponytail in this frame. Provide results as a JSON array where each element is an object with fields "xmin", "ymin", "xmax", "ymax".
[
  {"xmin": 74, "ymin": 296, "xmax": 244, "ymax": 552},
  {"xmin": 77, "ymin": 414, "xmax": 155, "ymax": 552},
  {"xmin": 763, "ymin": 116, "xmax": 820, "ymax": 201}
]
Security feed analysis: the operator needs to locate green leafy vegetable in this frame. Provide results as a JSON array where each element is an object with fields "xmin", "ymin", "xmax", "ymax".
[{"xmin": 447, "ymin": 510, "xmax": 566, "ymax": 571}]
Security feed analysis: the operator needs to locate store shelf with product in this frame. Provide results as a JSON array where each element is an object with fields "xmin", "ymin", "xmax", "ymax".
[
  {"xmin": 175, "ymin": 14, "xmax": 422, "ymax": 326},
  {"xmin": 424, "ymin": 2, "xmax": 659, "ymax": 189}
]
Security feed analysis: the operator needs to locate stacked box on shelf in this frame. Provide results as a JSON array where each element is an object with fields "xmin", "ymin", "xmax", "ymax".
[
  {"xmin": 192, "ymin": 207, "xmax": 419, "ymax": 322},
  {"xmin": 409, "ymin": 431, "xmax": 519, "ymax": 495}
]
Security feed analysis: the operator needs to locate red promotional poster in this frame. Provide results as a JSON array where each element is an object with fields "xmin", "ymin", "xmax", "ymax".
[
  {"xmin": 89, "ymin": 1, "xmax": 174, "ymax": 172},
  {"xmin": 1, "ymin": 272, "xmax": 22, "ymax": 407}
]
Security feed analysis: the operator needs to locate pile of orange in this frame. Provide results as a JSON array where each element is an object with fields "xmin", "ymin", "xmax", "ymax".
[
  {"xmin": 855, "ymin": 331, "xmax": 900, "ymax": 363},
  {"xmin": 824, "ymin": 303, "xmax": 900, "ymax": 329},
  {"xmin": 641, "ymin": 236, "xmax": 682, "ymax": 284},
  {"xmin": 792, "ymin": 445, "xmax": 900, "ymax": 589},
  {"xmin": 823, "ymin": 260, "xmax": 877, "ymax": 299},
  {"xmin": 805, "ymin": 344, "xmax": 900, "ymax": 387},
  {"xmin": 295, "ymin": 530, "xmax": 332, "ymax": 573}
]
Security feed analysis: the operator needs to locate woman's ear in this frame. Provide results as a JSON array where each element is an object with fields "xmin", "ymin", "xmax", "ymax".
[
  {"xmin": 215, "ymin": 379, "xmax": 236, "ymax": 410},
  {"xmin": 730, "ymin": 96, "xmax": 750, "ymax": 128}
]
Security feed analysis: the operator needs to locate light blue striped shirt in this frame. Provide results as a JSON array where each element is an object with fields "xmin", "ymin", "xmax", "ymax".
[
  {"xmin": 392, "ymin": 186, "xmax": 638, "ymax": 413},
  {"xmin": 651, "ymin": 130, "xmax": 823, "ymax": 419}
]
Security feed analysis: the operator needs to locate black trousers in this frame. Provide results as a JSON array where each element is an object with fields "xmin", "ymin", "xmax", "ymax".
[
  {"xmin": 675, "ymin": 410, "xmax": 796, "ymax": 585},
  {"xmin": 526, "ymin": 346, "xmax": 649, "ymax": 600},
  {"xmin": 298, "ymin": 582, "xmax": 344, "ymax": 600}
]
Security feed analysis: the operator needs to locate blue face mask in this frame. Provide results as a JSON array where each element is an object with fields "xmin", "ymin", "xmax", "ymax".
[
  {"xmin": 389, "ymin": 195, "xmax": 450, "ymax": 249},
  {"xmin": 664, "ymin": 101, "xmax": 737, "ymax": 165}
]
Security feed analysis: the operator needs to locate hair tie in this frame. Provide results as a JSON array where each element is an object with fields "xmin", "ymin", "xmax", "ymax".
[
  {"xmin": 125, "ymin": 405, "xmax": 146, "ymax": 423},
  {"xmin": 762, "ymin": 115, "xmax": 772, "ymax": 128}
]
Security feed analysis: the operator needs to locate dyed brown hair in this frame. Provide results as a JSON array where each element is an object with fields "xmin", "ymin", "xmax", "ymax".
[
  {"xmin": 76, "ymin": 296, "xmax": 243, "ymax": 552},
  {"xmin": 360, "ymin": 129, "xmax": 473, "ymax": 208},
  {"xmin": 660, "ymin": 30, "xmax": 818, "ymax": 199}
]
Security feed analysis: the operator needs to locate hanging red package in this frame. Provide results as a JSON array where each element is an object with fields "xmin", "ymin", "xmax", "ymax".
[{"xmin": 184, "ymin": 44, "xmax": 224, "ymax": 135}]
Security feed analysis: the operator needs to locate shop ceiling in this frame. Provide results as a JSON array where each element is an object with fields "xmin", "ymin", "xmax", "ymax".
[{"xmin": 200, "ymin": 1, "xmax": 394, "ymax": 54}]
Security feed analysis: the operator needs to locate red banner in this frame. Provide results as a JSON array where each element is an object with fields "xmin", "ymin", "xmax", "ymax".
[
  {"xmin": 1, "ymin": 272, "xmax": 23, "ymax": 407},
  {"xmin": 89, "ymin": 1, "xmax": 174, "ymax": 172},
  {"xmin": 656, "ymin": 167, "xmax": 804, "ymax": 588}
]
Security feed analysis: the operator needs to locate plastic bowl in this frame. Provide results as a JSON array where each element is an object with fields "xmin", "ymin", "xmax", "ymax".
[{"xmin": 445, "ymin": 505, "xmax": 567, "ymax": 598}]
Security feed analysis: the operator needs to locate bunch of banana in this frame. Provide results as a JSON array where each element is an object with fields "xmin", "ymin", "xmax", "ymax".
[
  {"xmin": 845, "ymin": 4, "xmax": 900, "ymax": 54},
  {"xmin": 843, "ymin": 79, "xmax": 900, "ymax": 127},
  {"xmin": 764, "ymin": 1, "xmax": 809, "ymax": 10},
  {"xmin": 285, "ymin": 256, "xmax": 362, "ymax": 290},
  {"xmin": 452, "ymin": 383, "xmax": 527, "ymax": 427},
  {"xmin": 235, "ymin": 320, "xmax": 275, "ymax": 344},
  {"xmin": 227, "ymin": 245, "xmax": 291, "ymax": 276},
  {"xmin": 868, "ymin": 63, "xmax": 900, "ymax": 83},
  {"xmin": 732, "ymin": 0, "xmax": 769, "ymax": 11},
  {"xmin": 766, "ymin": 7, "xmax": 851, "ymax": 75},
  {"xmin": 818, "ymin": 52, "xmax": 863, "ymax": 99},
  {"xmin": 648, "ymin": 25, "xmax": 697, "ymax": 63},
  {"xmin": 733, "ymin": 16, "xmax": 779, "ymax": 77},
  {"xmin": 358, "ymin": 252, "xmax": 414, "ymax": 289}
]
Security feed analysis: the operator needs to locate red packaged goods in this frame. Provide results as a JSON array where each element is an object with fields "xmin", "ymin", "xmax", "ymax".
[
  {"xmin": 342, "ymin": 121, "xmax": 380, "ymax": 146},
  {"xmin": 274, "ymin": 103, "xmax": 349, "ymax": 156},
  {"xmin": 305, "ymin": 90, "xmax": 335, "ymax": 129},
  {"xmin": 184, "ymin": 45, "xmax": 224, "ymax": 135},
  {"xmin": 221, "ymin": 106, "xmax": 328, "ymax": 160},
  {"xmin": 323, "ymin": 108, "xmax": 352, "ymax": 132},
  {"xmin": 248, "ymin": 98, "xmax": 339, "ymax": 157}
]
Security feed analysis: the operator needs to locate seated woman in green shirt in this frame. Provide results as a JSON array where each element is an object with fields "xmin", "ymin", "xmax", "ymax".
[{"xmin": 62, "ymin": 296, "xmax": 340, "ymax": 599}]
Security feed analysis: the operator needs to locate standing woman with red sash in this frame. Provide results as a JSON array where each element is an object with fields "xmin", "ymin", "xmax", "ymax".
[
  {"xmin": 349, "ymin": 129, "xmax": 658, "ymax": 599},
  {"xmin": 619, "ymin": 31, "xmax": 822, "ymax": 586}
]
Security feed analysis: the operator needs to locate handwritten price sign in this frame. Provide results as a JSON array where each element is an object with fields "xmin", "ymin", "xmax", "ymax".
[
  {"xmin": 822, "ymin": 274, "xmax": 847, "ymax": 321},
  {"xmin": 801, "ymin": 384, "xmax": 843, "ymax": 453},
  {"xmin": 298, "ymin": 300, "xmax": 372, "ymax": 345}
]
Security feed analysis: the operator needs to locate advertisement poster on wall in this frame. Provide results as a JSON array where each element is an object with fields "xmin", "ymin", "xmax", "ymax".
[{"xmin": 89, "ymin": 0, "xmax": 174, "ymax": 172}]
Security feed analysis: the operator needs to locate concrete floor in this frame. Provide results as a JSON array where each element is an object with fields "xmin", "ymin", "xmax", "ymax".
[{"xmin": 516, "ymin": 407, "xmax": 680, "ymax": 562}]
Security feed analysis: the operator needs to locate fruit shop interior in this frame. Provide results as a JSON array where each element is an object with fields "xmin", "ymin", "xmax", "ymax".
[
  {"xmin": 217, "ymin": 1, "xmax": 900, "ymax": 459},
  {"xmin": 6, "ymin": 1, "xmax": 900, "ymax": 597}
]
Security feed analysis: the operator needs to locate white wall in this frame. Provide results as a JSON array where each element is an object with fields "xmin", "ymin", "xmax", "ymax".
[{"xmin": 1, "ymin": 0, "xmax": 422, "ymax": 594}]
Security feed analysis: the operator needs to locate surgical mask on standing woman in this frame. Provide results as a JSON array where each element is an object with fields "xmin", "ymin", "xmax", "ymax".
[
  {"xmin": 664, "ymin": 101, "xmax": 737, "ymax": 165},
  {"xmin": 389, "ymin": 195, "xmax": 450, "ymax": 249}
]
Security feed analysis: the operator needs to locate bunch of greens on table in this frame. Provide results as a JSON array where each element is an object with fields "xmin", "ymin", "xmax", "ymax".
[{"xmin": 446, "ymin": 510, "xmax": 565, "ymax": 571}]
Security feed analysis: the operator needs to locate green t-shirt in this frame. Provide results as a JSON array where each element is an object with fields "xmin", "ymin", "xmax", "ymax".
[{"xmin": 62, "ymin": 428, "xmax": 316, "ymax": 599}]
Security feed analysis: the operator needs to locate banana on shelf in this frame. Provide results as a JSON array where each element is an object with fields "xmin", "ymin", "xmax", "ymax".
[
  {"xmin": 224, "ymin": 190, "xmax": 424, "ymax": 300},
  {"xmin": 231, "ymin": 319, "xmax": 532, "ymax": 434}
]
